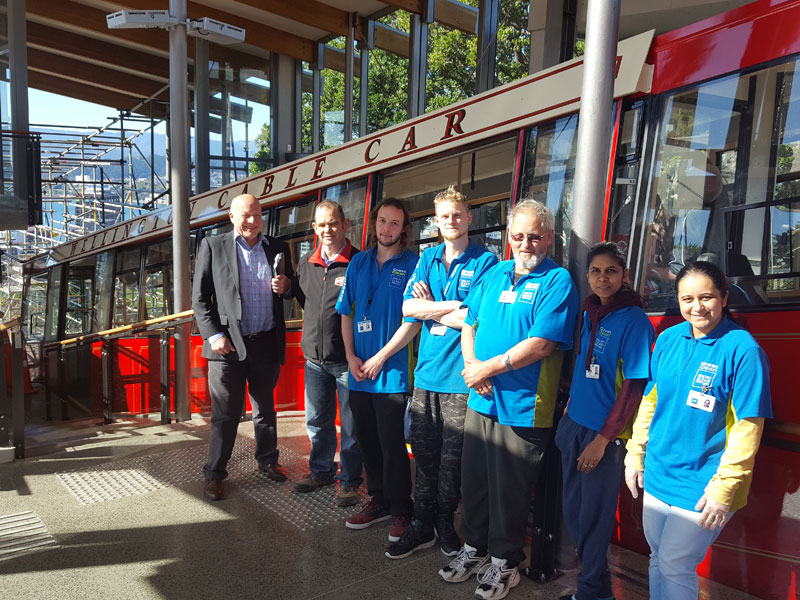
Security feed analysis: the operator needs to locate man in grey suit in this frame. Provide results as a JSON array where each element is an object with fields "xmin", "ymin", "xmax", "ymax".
[{"xmin": 193, "ymin": 193, "xmax": 296, "ymax": 501}]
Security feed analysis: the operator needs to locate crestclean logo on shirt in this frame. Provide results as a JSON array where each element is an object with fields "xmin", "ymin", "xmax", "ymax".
[
  {"xmin": 519, "ymin": 281, "xmax": 539, "ymax": 304},
  {"xmin": 459, "ymin": 269, "xmax": 475, "ymax": 290},
  {"xmin": 390, "ymin": 268, "xmax": 407, "ymax": 288},
  {"xmin": 692, "ymin": 362, "xmax": 718, "ymax": 390},
  {"xmin": 594, "ymin": 326, "xmax": 612, "ymax": 354}
]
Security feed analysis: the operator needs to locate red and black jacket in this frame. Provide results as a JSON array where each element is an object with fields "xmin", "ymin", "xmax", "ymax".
[{"xmin": 293, "ymin": 240, "xmax": 359, "ymax": 365}]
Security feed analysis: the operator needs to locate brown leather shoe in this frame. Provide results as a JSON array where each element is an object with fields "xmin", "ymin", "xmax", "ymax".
[
  {"xmin": 204, "ymin": 479, "xmax": 225, "ymax": 501},
  {"xmin": 259, "ymin": 462, "xmax": 287, "ymax": 482}
]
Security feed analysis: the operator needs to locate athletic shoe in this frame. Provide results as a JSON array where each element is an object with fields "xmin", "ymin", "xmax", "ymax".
[
  {"xmin": 438, "ymin": 544, "xmax": 490, "ymax": 583},
  {"xmin": 293, "ymin": 473, "xmax": 335, "ymax": 493},
  {"xmin": 336, "ymin": 484, "xmax": 360, "ymax": 507},
  {"xmin": 388, "ymin": 515, "xmax": 410, "ymax": 542},
  {"xmin": 385, "ymin": 519, "xmax": 436, "ymax": 559},
  {"xmin": 435, "ymin": 515, "xmax": 461, "ymax": 557},
  {"xmin": 473, "ymin": 557, "xmax": 520, "ymax": 600},
  {"xmin": 345, "ymin": 501, "xmax": 391, "ymax": 530}
]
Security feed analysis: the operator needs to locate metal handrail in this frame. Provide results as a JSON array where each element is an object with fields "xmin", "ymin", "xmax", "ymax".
[{"xmin": 50, "ymin": 309, "xmax": 194, "ymax": 348}]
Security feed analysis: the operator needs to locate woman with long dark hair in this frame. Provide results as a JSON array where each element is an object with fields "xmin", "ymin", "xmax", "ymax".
[
  {"xmin": 556, "ymin": 242, "xmax": 654, "ymax": 600},
  {"xmin": 624, "ymin": 261, "xmax": 772, "ymax": 599}
]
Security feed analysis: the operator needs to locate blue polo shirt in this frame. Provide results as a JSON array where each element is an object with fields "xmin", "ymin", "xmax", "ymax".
[
  {"xmin": 568, "ymin": 306, "xmax": 654, "ymax": 437},
  {"xmin": 335, "ymin": 247, "xmax": 418, "ymax": 394},
  {"xmin": 464, "ymin": 257, "xmax": 578, "ymax": 428},
  {"xmin": 403, "ymin": 241, "xmax": 498, "ymax": 394},
  {"xmin": 643, "ymin": 317, "xmax": 772, "ymax": 511}
]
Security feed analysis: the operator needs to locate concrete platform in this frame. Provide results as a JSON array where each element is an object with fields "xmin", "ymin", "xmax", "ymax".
[{"xmin": 0, "ymin": 414, "xmax": 759, "ymax": 599}]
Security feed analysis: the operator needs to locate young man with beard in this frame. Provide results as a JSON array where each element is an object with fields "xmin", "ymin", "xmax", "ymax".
[
  {"xmin": 292, "ymin": 200, "xmax": 363, "ymax": 507},
  {"xmin": 336, "ymin": 198, "xmax": 421, "ymax": 543},
  {"xmin": 439, "ymin": 199, "xmax": 578, "ymax": 600},
  {"xmin": 386, "ymin": 187, "xmax": 497, "ymax": 559}
]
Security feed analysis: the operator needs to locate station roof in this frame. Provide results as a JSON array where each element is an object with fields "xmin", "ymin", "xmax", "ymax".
[{"xmin": 0, "ymin": 0, "xmax": 755, "ymax": 120}]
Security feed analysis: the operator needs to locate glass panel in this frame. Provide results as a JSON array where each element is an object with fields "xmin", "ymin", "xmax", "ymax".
[
  {"xmin": 520, "ymin": 114, "xmax": 580, "ymax": 266},
  {"xmin": 23, "ymin": 271, "xmax": 48, "ymax": 339},
  {"xmin": 94, "ymin": 251, "xmax": 114, "ymax": 332},
  {"xmin": 145, "ymin": 239, "xmax": 172, "ymax": 266},
  {"xmin": 144, "ymin": 264, "xmax": 173, "ymax": 319},
  {"xmin": 44, "ymin": 266, "xmax": 62, "ymax": 341},
  {"xmin": 495, "ymin": 0, "xmax": 530, "ymax": 87},
  {"xmin": 275, "ymin": 199, "xmax": 316, "ymax": 238},
  {"xmin": 113, "ymin": 247, "xmax": 141, "ymax": 326},
  {"xmin": 323, "ymin": 178, "xmax": 368, "ymax": 247},
  {"xmin": 382, "ymin": 138, "xmax": 516, "ymax": 256},
  {"xmin": 64, "ymin": 256, "xmax": 96, "ymax": 336},
  {"xmin": 426, "ymin": 16, "xmax": 477, "ymax": 112},
  {"xmin": 370, "ymin": 12, "xmax": 409, "ymax": 131},
  {"xmin": 642, "ymin": 58, "xmax": 800, "ymax": 309}
]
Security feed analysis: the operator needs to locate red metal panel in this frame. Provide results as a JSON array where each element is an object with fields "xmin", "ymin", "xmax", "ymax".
[{"xmin": 651, "ymin": 0, "xmax": 800, "ymax": 94}]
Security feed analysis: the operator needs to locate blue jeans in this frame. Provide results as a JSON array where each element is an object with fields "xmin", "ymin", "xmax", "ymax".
[
  {"xmin": 642, "ymin": 491, "xmax": 729, "ymax": 600},
  {"xmin": 304, "ymin": 360, "xmax": 362, "ymax": 486}
]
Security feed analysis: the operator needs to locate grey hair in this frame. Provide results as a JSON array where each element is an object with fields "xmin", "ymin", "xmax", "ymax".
[{"xmin": 508, "ymin": 199, "xmax": 555, "ymax": 232}]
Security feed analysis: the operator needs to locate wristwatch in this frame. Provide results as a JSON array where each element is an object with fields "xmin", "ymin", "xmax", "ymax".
[{"xmin": 501, "ymin": 353, "xmax": 513, "ymax": 371}]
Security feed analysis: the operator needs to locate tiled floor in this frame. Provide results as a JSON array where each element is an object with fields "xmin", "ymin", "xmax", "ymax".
[{"xmin": 0, "ymin": 414, "xmax": 760, "ymax": 599}]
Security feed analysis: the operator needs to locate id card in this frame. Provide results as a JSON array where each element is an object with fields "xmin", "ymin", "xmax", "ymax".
[
  {"xmin": 686, "ymin": 390, "xmax": 715, "ymax": 412},
  {"xmin": 586, "ymin": 364, "xmax": 600, "ymax": 379},
  {"xmin": 499, "ymin": 290, "xmax": 518, "ymax": 304},
  {"xmin": 429, "ymin": 323, "xmax": 448, "ymax": 336},
  {"xmin": 357, "ymin": 319, "xmax": 373, "ymax": 333}
]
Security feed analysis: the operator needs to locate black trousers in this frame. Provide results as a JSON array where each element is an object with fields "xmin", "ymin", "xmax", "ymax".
[
  {"xmin": 349, "ymin": 390, "xmax": 413, "ymax": 517},
  {"xmin": 460, "ymin": 408, "xmax": 551, "ymax": 567},
  {"xmin": 203, "ymin": 332, "xmax": 281, "ymax": 481}
]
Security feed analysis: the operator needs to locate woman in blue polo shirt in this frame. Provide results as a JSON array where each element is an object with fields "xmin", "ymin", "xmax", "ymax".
[
  {"xmin": 555, "ymin": 242, "xmax": 654, "ymax": 600},
  {"xmin": 624, "ymin": 261, "xmax": 772, "ymax": 600}
]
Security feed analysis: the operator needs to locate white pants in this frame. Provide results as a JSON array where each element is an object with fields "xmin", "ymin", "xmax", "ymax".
[{"xmin": 642, "ymin": 491, "xmax": 730, "ymax": 600}]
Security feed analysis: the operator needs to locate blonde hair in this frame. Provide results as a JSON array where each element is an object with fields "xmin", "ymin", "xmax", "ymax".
[{"xmin": 433, "ymin": 186, "xmax": 468, "ymax": 212}]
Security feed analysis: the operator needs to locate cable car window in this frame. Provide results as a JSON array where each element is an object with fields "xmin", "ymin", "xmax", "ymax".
[
  {"xmin": 94, "ymin": 251, "xmax": 114, "ymax": 332},
  {"xmin": 274, "ymin": 195, "xmax": 317, "ymax": 327},
  {"xmin": 322, "ymin": 178, "xmax": 368, "ymax": 248},
  {"xmin": 113, "ymin": 247, "xmax": 142, "ymax": 326},
  {"xmin": 642, "ymin": 59, "xmax": 800, "ymax": 310},
  {"xmin": 520, "ymin": 114, "xmax": 579, "ymax": 266},
  {"xmin": 64, "ymin": 255, "xmax": 97, "ymax": 336},
  {"xmin": 44, "ymin": 265, "xmax": 64, "ymax": 342},
  {"xmin": 144, "ymin": 240, "xmax": 173, "ymax": 319},
  {"xmin": 23, "ymin": 271, "xmax": 48, "ymax": 340}
]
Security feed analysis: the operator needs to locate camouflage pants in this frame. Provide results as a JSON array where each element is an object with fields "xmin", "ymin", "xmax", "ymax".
[{"xmin": 409, "ymin": 388, "xmax": 468, "ymax": 524}]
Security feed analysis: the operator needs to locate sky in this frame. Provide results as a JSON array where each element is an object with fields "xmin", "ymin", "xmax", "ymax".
[{"xmin": 28, "ymin": 89, "xmax": 131, "ymax": 130}]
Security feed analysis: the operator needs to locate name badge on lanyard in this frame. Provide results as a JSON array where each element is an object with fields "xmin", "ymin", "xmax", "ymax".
[
  {"xmin": 357, "ymin": 319, "xmax": 373, "ymax": 333},
  {"xmin": 429, "ymin": 323, "xmax": 448, "ymax": 336},
  {"xmin": 586, "ymin": 363, "xmax": 600, "ymax": 379},
  {"xmin": 686, "ymin": 389, "xmax": 716, "ymax": 412},
  {"xmin": 499, "ymin": 290, "xmax": 517, "ymax": 304}
]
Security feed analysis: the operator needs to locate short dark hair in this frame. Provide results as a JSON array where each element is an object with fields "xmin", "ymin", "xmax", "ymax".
[
  {"xmin": 367, "ymin": 198, "xmax": 413, "ymax": 250},
  {"xmin": 314, "ymin": 199, "xmax": 346, "ymax": 223},
  {"xmin": 675, "ymin": 260, "xmax": 732, "ymax": 318}
]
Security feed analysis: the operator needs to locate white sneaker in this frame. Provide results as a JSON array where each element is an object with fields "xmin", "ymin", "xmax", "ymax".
[
  {"xmin": 438, "ymin": 544, "xmax": 490, "ymax": 583},
  {"xmin": 473, "ymin": 557, "xmax": 520, "ymax": 599}
]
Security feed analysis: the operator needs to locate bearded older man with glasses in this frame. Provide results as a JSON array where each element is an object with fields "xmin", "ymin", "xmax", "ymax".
[{"xmin": 438, "ymin": 199, "xmax": 578, "ymax": 600}]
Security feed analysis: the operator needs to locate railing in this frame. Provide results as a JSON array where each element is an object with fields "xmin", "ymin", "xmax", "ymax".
[{"xmin": 45, "ymin": 309, "xmax": 194, "ymax": 426}]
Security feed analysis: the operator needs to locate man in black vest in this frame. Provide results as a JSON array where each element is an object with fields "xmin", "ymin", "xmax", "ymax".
[
  {"xmin": 193, "ymin": 193, "xmax": 296, "ymax": 501},
  {"xmin": 292, "ymin": 200, "xmax": 363, "ymax": 507}
]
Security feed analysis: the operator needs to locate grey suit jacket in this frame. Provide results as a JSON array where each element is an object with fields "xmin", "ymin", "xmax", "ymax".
[{"xmin": 192, "ymin": 232, "xmax": 295, "ymax": 363}]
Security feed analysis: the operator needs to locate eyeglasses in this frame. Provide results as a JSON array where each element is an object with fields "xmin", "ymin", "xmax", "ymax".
[{"xmin": 508, "ymin": 231, "xmax": 545, "ymax": 243}]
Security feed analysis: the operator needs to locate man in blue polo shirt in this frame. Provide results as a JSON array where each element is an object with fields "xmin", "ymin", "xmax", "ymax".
[
  {"xmin": 438, "ymin": 199, "xmax": 578, "ymax": 600},
  {"xmin": 336, "ymin": 198, "xmax": 421, "ymax": 545},
  {"xmin": 385, "ymin": 186, "xmax": 497, "ymax": 560}
]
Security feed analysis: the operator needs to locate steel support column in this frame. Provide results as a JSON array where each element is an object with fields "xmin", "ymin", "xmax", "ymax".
[
  {"xmin": 528, "ymin": 0, "xmax": 564, "ymax": 73},
  {"xmin": 8, "ymin": 0, "xmax": 30, "ymax": 229},
  {"xmin": 358, "ymin": 21, "xmax": 373, "ymax": 139},
  {"xmin": 344, "ymin": 13, "xmax": 355, "ymax": 142},
  {"xmin": 312, "ymin": 44, "xmax": 323, "ymax": 153},
  {"xmin": 11, "ymin": 332, "xmax": 24, "ymax": 459},
  {"xmin": 408, "ymin": 13, "xmax": 430, "ymax": 118},
  {"xmin": 194, "ymin": 37, "xmax": 211, "ymax": 194},
  {"xmin": 169, "ymin": 0, "xmax": 191, "ymax": 422},
  {"xmin": 476, "ymin": 0, "xmax": 499, "ymax": 94},
  {"xmin": 0, "ymin": 331, "xmax": 8, "ymax": 448},
  {"xmin": 567, "ymin": 0, "xmax": 621, "ymax": 299}
]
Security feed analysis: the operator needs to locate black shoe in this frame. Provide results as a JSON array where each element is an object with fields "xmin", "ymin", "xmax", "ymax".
[
  {"xmin": 293, "ymin": 473, "xmax": 334, "ymax": 493},
  {"xmin": 435, "ymin": 515, "xmax": 461, "ymax": 557},
  {"xmin": 259, "ymin": 462, "xmax": 287, "ymax": 482},
  {"xmin": 204, "ymin": 479, "xmax": 224, "ymax": 501},
  {"xmin": 385, "ymin": 519, "xmax": 436, "ymax": 559}
]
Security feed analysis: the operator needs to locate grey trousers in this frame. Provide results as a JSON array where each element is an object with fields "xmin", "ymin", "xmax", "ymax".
[{"xmin": 460, "ymin": 407, "xmax": 551, "ymax": 567}]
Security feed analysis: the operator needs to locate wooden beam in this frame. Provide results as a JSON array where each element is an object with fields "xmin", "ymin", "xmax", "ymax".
[
  {"xmin": 323, "ymin": 46, "xmax": 361, "ymax": 74},
  {"xmin": 19, "ymin": 22, "xmax": 170, "ymax": 82},
  {"xmin": 229, "ymin": 0, "xmax": 350, "ymax": 37},
  {"xmin": 380, "ymin": 0, "xmax": 478, "ymax": 35},
  {"xmin": 374, "ymin": 22, "xmax": 410, "ymax": 58},
  {"xmin": 0, "ymin": 66, "xmax": 168, "ymax": 118},
  {"xmin": 25, "ymin": 47, "xmax": 170, "ymax": 100}
]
